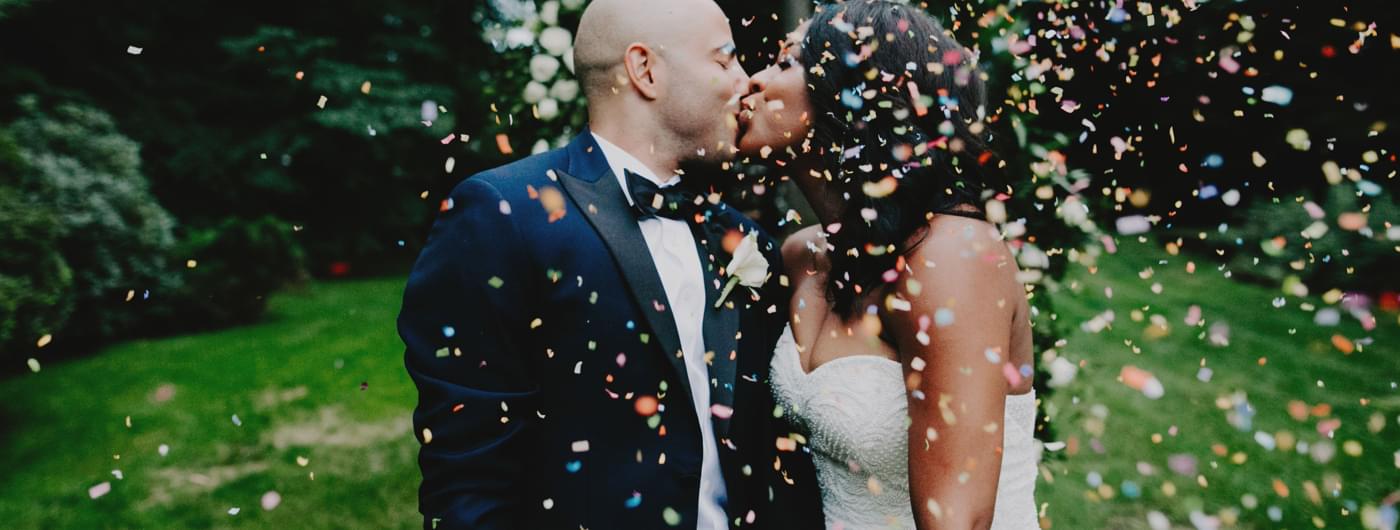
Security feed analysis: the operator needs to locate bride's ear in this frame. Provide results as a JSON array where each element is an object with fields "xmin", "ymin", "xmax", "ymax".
[{"xmin": 623, "ymin": 43, "xmax": 662, "ymax": 100}]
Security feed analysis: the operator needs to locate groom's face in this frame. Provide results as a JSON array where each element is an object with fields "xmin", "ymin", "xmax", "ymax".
[{"xmin": 654, "ymin": 3, "xmax": 749, "ymax": 164}]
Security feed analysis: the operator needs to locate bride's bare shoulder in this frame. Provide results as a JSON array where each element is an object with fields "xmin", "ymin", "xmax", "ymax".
[{"xmin": 906, "ymin": 214, "xmax": 1019, "ymax": 283}]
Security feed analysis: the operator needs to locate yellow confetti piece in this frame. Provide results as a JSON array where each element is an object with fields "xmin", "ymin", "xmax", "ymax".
[
  {"xmin": 36, "ymin": 334, "xmax": 51, "ymax": 348},
  {"xmin": 316, "ymin": 95, "xmax": 327, "ymax": 109},
  {"xmin": 1342, "ymin": 440, "xmax": 1363, "ymax": 457},
  {"xmin": 862, "ymin": 176, "xmax": 898, "ymax": 198},
  {"xmin": 360, "ymin": 81, "xmax": 372, "ymax": 95}
]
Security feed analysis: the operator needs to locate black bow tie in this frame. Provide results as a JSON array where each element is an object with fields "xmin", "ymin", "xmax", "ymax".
[{"xmin": 625, "ymin": 169, "xmax": 702, "ymax": 221}]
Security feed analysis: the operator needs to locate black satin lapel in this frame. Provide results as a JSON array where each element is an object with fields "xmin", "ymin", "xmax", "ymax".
[
  {"xmin": 691, "ymin": 216, "xmax": 741, "ymax": 442},
  {"xmin": 555, "ymin": 168, "xmax": 694, "ymax": 406}
]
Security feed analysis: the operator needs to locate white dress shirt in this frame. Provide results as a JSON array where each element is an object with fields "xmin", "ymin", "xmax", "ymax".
[{"xmin": 592, "ymin": 133, "xmax": 727, "ymax": 530}]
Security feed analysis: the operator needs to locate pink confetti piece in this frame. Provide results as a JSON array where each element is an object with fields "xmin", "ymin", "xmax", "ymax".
[
  {"xmin": 1002, "ymin": 362, "xmax": 1023, "ymax": 387},
  {"xmin": 710, "ymin": 404, "xmax": 734, "ymax": 420},
  {"xmin": 261, "ymin": 491, "xmax": 282, "ymax": 511},
  {"xmin": 1184, "ymin": 305, "xmax": 1202, "ymax": 326},
  {"xmin": 1218, "ymin": 55, "xmax": 1240, "ymax": 74}
]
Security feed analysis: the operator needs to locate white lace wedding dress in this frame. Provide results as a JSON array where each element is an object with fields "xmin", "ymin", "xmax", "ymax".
[{"xmin": 770, "ymin": 325, "xmax": 1040, "ymax": 529}]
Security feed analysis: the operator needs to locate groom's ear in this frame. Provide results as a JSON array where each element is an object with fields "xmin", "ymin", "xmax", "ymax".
[{"xmin": 623, "ymin": 43, "xmax": 662, "ymax": 100}]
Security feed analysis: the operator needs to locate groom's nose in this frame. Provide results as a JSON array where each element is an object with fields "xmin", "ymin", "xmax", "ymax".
[{"xmin": 731, "ymin": 67, "xmax": 751, "ymax": 96}]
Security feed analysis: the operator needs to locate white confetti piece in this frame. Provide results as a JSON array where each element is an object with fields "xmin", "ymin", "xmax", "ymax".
[{"xmin": 1115, "ymin": 215, "xmax": 1151, "ymax": 235}]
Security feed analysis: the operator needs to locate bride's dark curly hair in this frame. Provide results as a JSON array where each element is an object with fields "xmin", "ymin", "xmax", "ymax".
[{"xmin": 800, "ymin": 0, "xmax": 1001, "ymax": 318}]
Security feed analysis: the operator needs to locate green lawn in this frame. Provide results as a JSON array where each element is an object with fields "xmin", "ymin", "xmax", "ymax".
[
  {"xmin": 0, "ymin": 278, "xmax": 421, "ymax": 529},
  {"xmin": 1037, "ymin": 238, "xmax": 1399, "ymax": 529},
  {"xmin": 0, "ymin": 239, "xmax": 1395, "ymax": 528}
]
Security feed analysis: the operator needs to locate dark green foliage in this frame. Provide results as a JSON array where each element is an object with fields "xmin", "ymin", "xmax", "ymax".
[
  {"xmin": 1200, "ymin": 183, "xmax": 1400, "ymax": 292},
  {"xmin": 0, "ymin": 128, "xmax": 74, "ymax": 361},
  {"xmin": 0, "ymin": 1, "xmax": 489, "ymax": 278},
  {"xmin": 172, "ymin": 215, "xmax": 307, "ymax": 327},
  {"xmin": 1011, "ymin": 0, "xmax": 1396, "ymax": 225},
  {"xmin": 5, "ymin": 95, "xmax": 182, "ymax": 349}
]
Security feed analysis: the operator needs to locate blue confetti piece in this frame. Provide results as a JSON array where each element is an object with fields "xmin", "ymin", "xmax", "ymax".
[
  {"xmin": 565, "ymin": 460, "xmax": 582, "ymax": 473},
  {"xmin": 934, "ymin": 308, "xmax": 955, "ymax": 327},
  {"xmin": 1203, "ymin": 154, "xmax": 1224, "ymax": 168},
  {"xmin": 1358, "ymin": 180, "xmax": 1381, "ymax": 196},
  {"xmin": 841, "ymin": 87, "xmax": 864, "ymax": 110},
  {"xmin": 1107, "ymin": 6, "xmax": 1128, "ymax": 23},
  {"xmin": 1261, "ymin": 85, "xmax": 1293, "ymax": 106},
  {"xmin": 1199, "ymin": 184, "xmax": 1219, "ymax": 199},
  {"xmin": 442, "ymin": 326, "xmax": 455, "ymax": 338},
  {"xmin": 1121, "ymin": 480, "xmax": 1142, "ymax": 499},
  {"xmin": 624, "ymin": 492, "xmax": 642, "ymax": 509}
]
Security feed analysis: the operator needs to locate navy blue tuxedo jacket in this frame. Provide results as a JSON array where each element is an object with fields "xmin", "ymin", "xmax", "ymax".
[{"xmin": 399, "ymin": 130, "xmax": 822, "ymax": 529}]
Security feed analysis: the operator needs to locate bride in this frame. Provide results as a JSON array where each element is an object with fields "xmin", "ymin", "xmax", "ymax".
[{"xmin": 736, "ymin": 2, "xmax": 1039, "ymax": 528}]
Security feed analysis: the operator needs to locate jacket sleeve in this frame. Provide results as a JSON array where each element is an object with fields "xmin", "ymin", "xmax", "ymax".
[{"xmin": 398, "ymin": 178, "xmax": 537, "ymax": 530}]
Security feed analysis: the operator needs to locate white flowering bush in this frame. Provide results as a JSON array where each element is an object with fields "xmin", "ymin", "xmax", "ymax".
[{"xmin": 475, "ymin": 0, "xmax": 589, "ymax": 156}]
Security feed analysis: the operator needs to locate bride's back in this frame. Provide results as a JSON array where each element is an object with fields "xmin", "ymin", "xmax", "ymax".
[{"xmin": 780, "ymin": 218, "xmax": 1035, "ymax": 396}]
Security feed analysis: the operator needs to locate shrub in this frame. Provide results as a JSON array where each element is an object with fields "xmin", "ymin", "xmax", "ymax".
[
  {"xmin": 6, "ymin": 95, "xmax": 182, "ymax": 346},
  {"xmin": 172, "ymin": 215, "xmax": 307, "ymax": 328},
  {"xmin": 0, "ymin": 128, "xmax": 74, "ymax": 363},
  {"xmin": 1201, "ymin": 183, "xmax": 1400, "ymax": 293}
]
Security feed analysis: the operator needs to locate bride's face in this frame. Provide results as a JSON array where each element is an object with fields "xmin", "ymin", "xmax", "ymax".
[{"xmin": 736, "ymin": 22, "xmax": 814, "ymax": 156}]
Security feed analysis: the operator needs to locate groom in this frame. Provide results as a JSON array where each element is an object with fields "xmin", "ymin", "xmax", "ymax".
[{"xmin": 398, "ymin": 0, "xmax": 821, "ymax": 528}]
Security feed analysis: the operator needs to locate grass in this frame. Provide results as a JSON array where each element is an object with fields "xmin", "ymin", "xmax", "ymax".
[
  {"xmin": 1036, "ymin": 238, "xmax": 1399, "ymax": 529},
  {"xmin": 0, "ymin": 239, "xmax": 1395, "ymax": 528},
  {"xmin": 0, "ymin": 278, "xmax": 420, "ymax": 529}
]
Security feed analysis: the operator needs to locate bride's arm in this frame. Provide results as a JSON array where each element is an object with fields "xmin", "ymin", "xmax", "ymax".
[{"xmin": 886, "ymin": 217, "xmax": 1021, "ymax": 530}]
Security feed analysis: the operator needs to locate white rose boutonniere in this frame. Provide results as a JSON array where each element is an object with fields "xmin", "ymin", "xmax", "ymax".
[{"xmin": 716, "ymin": 232, "xmax": 770, "ymax": 309}]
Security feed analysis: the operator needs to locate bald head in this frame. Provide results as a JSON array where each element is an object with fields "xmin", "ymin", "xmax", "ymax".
[
  {"xmin": 572, "ymin": 0, "xmax": 748, "ymax": 170},
  {"xmin": 573, "ymin": 0, "xmax": 729, "ymax": 103}
]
